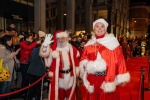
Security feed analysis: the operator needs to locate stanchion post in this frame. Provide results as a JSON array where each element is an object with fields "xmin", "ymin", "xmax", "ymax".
[{"xmin": 141, "ymin": 67, "xmax": 145, "ymax": 100}]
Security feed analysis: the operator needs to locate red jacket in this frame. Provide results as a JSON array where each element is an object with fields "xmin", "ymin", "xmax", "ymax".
[{"xmin": 19, "ymin": 41, "xmax": 37, "ymax": 63}]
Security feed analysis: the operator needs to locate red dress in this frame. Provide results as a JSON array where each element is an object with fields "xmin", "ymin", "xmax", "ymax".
[{"xmin": 79, "ymin": 33, "xmax": 130, "ymax": 100}]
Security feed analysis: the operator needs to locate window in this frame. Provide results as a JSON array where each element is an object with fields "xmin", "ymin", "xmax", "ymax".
[
  {"xmin": 13, "ymin": 0, "xmax": 20, "ymax": 3},
  {"xmin": 13, "ymin": 0, "xmax": 33, "ymax": 6},
  {"xmin": 0, "ymin": 17, "xmax": 4, "ymax": 30},
  {"xmin": 28, "ymin": 0, "xmax": 34, "ymax": 6},
  {"xmin": 21, "ymin": 0, "xmax": 27, "ymax": 5}
]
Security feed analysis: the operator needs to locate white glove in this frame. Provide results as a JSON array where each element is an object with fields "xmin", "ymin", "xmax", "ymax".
[{"xmin": 43, "ymin": 34, "xmax": 53, "ymax": 46}]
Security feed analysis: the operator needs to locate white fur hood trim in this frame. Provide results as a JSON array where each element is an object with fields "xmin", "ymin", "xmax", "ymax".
[{"xmin": 85, "ymin": 33, "xmax": 119, "ymax": 50}]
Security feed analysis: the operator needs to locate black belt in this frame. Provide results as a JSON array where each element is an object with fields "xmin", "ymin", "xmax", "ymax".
[
  {"xmin": 59, "ymin": 67, "xmax": 73, "ymax": 74},
  {"xmin": 94, "ymin": 71, "xmax": 106, "ymax": 76}
]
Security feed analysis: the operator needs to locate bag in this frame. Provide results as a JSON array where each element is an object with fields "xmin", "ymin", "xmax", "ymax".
[
  {"xmin": 13, "ymin": 58, "xmax": 20, "ymax": 72},
  {"xmin": 0, "ymin": 59, "xmax": 11, "ymax": 82},
  {"xmin": 14, "ymin": 61, "xmax": 20, "ymax": 72}
]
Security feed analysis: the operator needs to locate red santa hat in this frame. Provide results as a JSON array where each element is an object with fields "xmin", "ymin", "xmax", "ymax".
[
  {"xmin": 51, "ymin": 30, "xmax": 68, "ymax": 50},
  {"xmin": 93, "ymin": 18, "xmax": 108, "ymax": 30}
]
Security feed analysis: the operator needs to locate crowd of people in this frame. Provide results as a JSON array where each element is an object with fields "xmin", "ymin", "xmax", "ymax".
[
  {"xmin": 118, "ymin": 36, "xmax": 150, "ymax": 60},
  {"xmin": 0, "ymin": 25, "xmax": 45, "ymax": 100},
  {"xmin": 0, "ymin": 19, "xmax": 131, "ymax": 100}
]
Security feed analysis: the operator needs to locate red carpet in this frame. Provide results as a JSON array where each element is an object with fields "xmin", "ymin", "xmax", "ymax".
[{"xmin": 119, "ymin": 56, "xmax": 150, "ymax": 100}]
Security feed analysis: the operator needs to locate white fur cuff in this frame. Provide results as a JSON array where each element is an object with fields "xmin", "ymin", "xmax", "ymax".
[
  {"xmin": 115, "ymin": 72, "xmax": 130, "ymax": 85},
  {"xmin": 101, "ymin": 81, "xmax": 116, "ymax": 93},
  {"xmin": 88, "ymin": 86, "xmax": 94, "ymax": 93}
]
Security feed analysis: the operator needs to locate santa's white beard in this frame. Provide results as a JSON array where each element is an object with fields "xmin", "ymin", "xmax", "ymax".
[{"xmin": 57, "ymin": 42, "xmax": 67, "ymax": 48}]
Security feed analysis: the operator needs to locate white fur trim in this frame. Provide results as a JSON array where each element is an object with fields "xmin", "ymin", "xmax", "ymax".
[
  {"xmin": 88, "ymin": 86, "xmax": 94, "ymax": 93},
  {"xmin": 76, "ymin": 67, "xmax": 80, "ymax": 77},
  {"xmin": 52, "ymin": 51, "xmax": 59, "ymax": 58},
  {"xmin": 44, "ymin": 54, "xmax": 52, "ymax": 67},
  {"xmin": 59, "ymin": 76, "xmax": 74, "ymax": 90},
  {"xmin": 85, "ymin": 33, "xmax": 119, "ymax": 50},
  {"xmin": 93, "ymin": 18, "xmax": 108, "ymax": 30},
  {"xmin": 80, "ymin": 59, "xmax": 88, "ymax": 67},
  {"xmin": 86, "ymin": 53, "xmax": 106, "ymax": 74},
  {"xmin": 83, "ymin": 71, "xmax": 94, "ymax": 93},
  {"xmin": 101, "ymin": 81, "xmax": 116, "ymax": 93},
  {"xmin": 115, "ymin": 72, "xmax": 130, "ymax": 85},
  {"xmin": 59, "ymin": 48, "xmax": 70, "ymax": 70},
  {"xmin": 77, "ymin": 50, "xmax": 80, "ymax": 57},
  {"xmin": 79, "ymin": 59, "xmax": 88, "ymax": 76},
  {"xmin": 68, "ymin": 44, "xmax": 76, "ymax": 100},
  {"xmin": 55, "ymin": 54, "xmax": 60, "ymax": 100},
  {"xmin": 64, "ymin": 98, "xmax": 68, "ymax": 100},
  {"xmin": 56, "ymin": 31, "xmax": 68, "ymax": 38}
]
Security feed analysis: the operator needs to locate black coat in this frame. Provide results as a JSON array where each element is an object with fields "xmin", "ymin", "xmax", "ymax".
[{"xmin": 27, "ymin": 47, "xmax": 45, "ymax": 76}]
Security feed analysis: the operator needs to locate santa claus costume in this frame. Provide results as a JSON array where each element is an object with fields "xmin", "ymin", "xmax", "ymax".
[
  {"xmin": 79, "ymin": 19, "xmax": 130, "ymax": 100},
  {"xmin": 43, "ymin": 30, "xmax": 80, "ymax": 100}
]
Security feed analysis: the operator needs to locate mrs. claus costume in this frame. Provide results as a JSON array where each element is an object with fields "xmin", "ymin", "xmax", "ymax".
[
  {"xmin": 79, "ymin": 19, "xmax": 130, "ymax": 100},
  {"xmin": 44, "ymin": 30, "xmax": 80, "ymax": 100}
]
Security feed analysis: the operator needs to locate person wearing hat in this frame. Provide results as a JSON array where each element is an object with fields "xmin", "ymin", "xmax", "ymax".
[
  {"xmin": 39, "ymin": 30, "xmax": 80, "ymax": 100},
  {"xmin": 79, "ymin": 18, "xmax": 130, "ymax": 100},
  {"xmin": 26, "ymin": 31, "xmax": 46, "ymax": 100}
]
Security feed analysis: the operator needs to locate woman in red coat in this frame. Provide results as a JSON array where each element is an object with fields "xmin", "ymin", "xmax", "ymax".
[
  {"xmin": 79, "ymin": 18, "xmax": 130, "ymax": 100},
  {"xmin": 19, "ymin": 33, "xmax": 41, "ymax": 97}
]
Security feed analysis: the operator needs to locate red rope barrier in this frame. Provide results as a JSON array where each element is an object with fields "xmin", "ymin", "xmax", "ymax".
[{"xmin": 0, "ymin": 71, "xmax": 49, "ymax": 97}]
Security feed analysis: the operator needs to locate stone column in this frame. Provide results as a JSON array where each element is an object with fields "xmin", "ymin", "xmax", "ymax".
[
  {"xmin": 85, "ymin": 0, "xmax": 92, "ymax": 34},
  {"xmin": 34, "ymin": 0, "xmax": 46, "ymax": 33},
  {"xmin": 56, "ymin": 0, "xmax": 64, "ymax": 30},
  {"xmin": 66, "ymin": 0, "xmax": 75, "ymax": 32}
]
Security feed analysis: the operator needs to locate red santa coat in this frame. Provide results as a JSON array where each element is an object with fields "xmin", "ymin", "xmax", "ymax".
[
  {"xmin": 45, "ymin": 43, "xmax": 80, "ymax": 100},
  {"xmin": 80, "ymin": 33, "xmax": 130, "ymax": 93}
]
